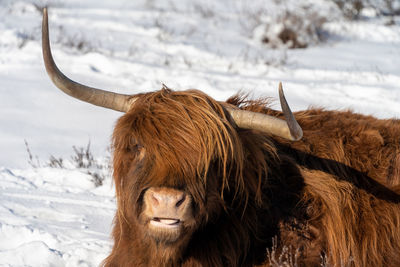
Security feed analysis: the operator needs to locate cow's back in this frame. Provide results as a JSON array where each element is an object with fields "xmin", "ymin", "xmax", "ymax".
[
  {"xmin": 269, "ymin": 109, "xmax": 400, "ymax": 267},
  {"xmin": 278, "ymin": 109, "xmax": 400, "ymax": 191}
]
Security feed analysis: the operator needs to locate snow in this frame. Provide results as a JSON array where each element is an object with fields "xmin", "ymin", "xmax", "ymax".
[
  {"xmin": 1, "ymin": 0, "xmax": 399, "ymax": 266},
  {"xmin": 0, "ymin": 166, "xmax": 114, "ymax": 266}
]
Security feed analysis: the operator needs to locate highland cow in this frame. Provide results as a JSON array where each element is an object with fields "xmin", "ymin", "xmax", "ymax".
[{"xmin": 42, "ymin": 8, "xmax": 400, "ymax": 267}]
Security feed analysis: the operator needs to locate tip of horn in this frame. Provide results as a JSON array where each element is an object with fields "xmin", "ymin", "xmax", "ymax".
[
  {"xmin": 278, "ymin": 82, "xmax": 287, "ymax": 112},
  {"xmin": 42, "ymin": 8, "xmax": 48, "ymax": 24},
  {"xmin": 42, "ymin": 8, "xmax": 47, "ymax": 28}
]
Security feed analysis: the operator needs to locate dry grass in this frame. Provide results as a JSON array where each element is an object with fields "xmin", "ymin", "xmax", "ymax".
[{"xmin": 25, "ymin": 140, "xmax": 111, "ymax": 187}]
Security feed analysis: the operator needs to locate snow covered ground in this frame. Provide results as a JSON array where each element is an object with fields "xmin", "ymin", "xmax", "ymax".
[
  {"xmin": 1, "ymin": 0, "xmax": 399, "ymax": 266},
  {"xmin": 0, "ymin": 166, "xmax": 114, "ymax": 266}
]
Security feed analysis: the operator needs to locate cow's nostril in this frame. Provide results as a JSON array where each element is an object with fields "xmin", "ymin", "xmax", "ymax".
[
  {"xmin": 151, "ymin": 194, "xmax": 160, "ymax": 206},
  {"xmin": 175, "ymin": 195, "xmax": 186, "ymax": 208}
]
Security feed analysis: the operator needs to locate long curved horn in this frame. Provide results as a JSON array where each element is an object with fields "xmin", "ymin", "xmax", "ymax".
[
  {"xmin": 42, "ymin": 8, "xmax": 133, "ymax": 112},
  {"xmin": 43, "ymin": 9, "xmax": 302, "ymax": 140},
  {"xmin": 227, "ymin": 83, "xmax": 303, "ymax": 141}
]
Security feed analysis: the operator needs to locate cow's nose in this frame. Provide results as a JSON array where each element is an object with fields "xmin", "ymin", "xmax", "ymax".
[
  {"xmin": 150, "ymin": 188, "xmax": 185, "ymax": 208},
  {"xmin": 144, "ymin": 187, "xmax": 191, "ymax": 218}
]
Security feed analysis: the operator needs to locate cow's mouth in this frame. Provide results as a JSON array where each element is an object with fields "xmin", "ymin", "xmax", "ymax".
[
  {"xmin": 147, "ymin": 217, "xmax": 184, "ymax": 243},
  {"xmin": 150, "ymin": 217, "xmax": 181, "ymax": 229}
]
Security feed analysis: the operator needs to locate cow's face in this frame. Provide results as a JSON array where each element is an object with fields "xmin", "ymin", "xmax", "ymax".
[
  {"xmin": 123, "ymin": 142, "xmax": 208, "ymax": 244},
  {"xmin": 112, "ymin": 89, "xmax": 241, "ymax": 244}
]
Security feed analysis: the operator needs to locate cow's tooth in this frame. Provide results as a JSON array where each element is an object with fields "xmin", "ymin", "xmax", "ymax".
[
  {"xmin": 150, "ymin": 219, "xmax": 180, "ymax": 228},
  {"xmin": 159, "ymin": 219, "xmax": 179, "ymax": 225}
]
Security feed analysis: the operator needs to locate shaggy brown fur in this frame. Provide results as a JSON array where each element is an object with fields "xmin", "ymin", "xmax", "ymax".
[{"xmin": 102, "ymin": 87, "xmax": 400, "ymax": 267}]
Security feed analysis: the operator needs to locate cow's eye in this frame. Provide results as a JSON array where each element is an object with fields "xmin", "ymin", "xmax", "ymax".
[
  {"xmin": 133, "ymin": 144, "xmax": 143, "ymax": 151},
  {"xmin": 125, "ymin": 143, "xmax": 143, "ymax": 153},
  {"xmin": 133, "ymin": 144, "xmax": 145, "ymax": 160}
]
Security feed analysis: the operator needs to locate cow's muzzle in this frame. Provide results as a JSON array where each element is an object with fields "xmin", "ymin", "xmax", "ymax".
[{"xmin": 142, "ymin": 187, "xmax": 193, "ymax": 241}]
